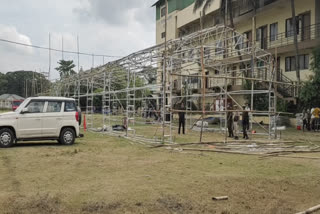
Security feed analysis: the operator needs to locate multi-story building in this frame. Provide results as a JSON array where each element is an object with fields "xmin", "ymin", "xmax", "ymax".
[{"xmin": 153, "ymin": 0, "xmax": 320, "ymax": 105}]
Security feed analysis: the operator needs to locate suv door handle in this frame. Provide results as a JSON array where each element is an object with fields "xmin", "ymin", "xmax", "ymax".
[
  {"xmin": 35, "ymin": 118, "xmax": 41, "ymax": 121},
  {"xmin": 57, "ymin": 118, "xmax": 62, "ymax": 120}
]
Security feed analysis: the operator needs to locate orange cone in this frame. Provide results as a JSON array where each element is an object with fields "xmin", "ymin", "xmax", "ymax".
[{"xmin": 83, "ymin": 114, "xmax": 87, "ymax": 132}]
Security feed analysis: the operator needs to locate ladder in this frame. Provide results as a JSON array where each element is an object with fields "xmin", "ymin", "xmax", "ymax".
[
  {"xmin": 268, "ymin": 63, "xmax": 277, "ymax": 139},
  {"xmin": 73, "ymin": 79, "xmax": 80, "ymax": 107},
  {"xmin": 186, "ymin": 81, "xmax": 193, "ymax": 129},
  {"xmin": 126, "ymin": 68, "xmax": 136, "ymax": 136},
  {"xmin": 161, "ymin": 59, "xmax": 173, "ymax": 143},
  {"xmin": 86, "ymin": 78, "xmax": 94, "ymax": 129},
  {"xmin": 102, "ymin": 71, "xmax": 111, "ymax": 132}
]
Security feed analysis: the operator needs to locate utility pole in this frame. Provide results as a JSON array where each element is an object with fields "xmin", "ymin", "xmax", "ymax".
[
  {"xmin": 48, "ymin": 33, "xmax": 51, "ymax": 81},
  {"xmin": 77, "ymin": 35, "xmax": 80, "ymax": 73},
  {"xmin": 199, "ymin": 11, "xmax": 206, "ymax": 143},
  {"xmin": 62, "ymin": 36, "xmax": 64, "ymax": 60}
]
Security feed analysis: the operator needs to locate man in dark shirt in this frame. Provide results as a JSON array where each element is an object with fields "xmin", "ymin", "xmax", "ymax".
[
  {"xmin": 242, "ymin": 103, "xmax": 250, "ymax": 139},
  {"xmin": 227, "ymin": 104, "xmax": 234, "ymax": 138},
  {"xmin": 178, "ymin": 103, "xmax": 186, "ymax": 135}
]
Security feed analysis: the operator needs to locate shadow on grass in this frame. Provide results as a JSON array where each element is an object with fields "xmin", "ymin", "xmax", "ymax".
[{"xmin": 14, "ymin": 142, "xmax": 66, "ymax": 148}]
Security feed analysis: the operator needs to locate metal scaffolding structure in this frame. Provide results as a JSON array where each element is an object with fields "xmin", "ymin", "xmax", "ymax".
[{"xmin": 51, "ymin": 25, "xmax": 295, "ymax": 144}]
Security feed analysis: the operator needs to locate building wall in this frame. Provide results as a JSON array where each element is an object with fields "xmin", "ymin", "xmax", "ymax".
[
  {"xmin": 0, "ymin": 100, "xmax": 12, "ymax": 109},
  {"xmin": 156, "ymin": 0, "xmax": 319, "ymax": 82},
  {"xmin": 235, "ymin": 0, "xmax": 317, "ymax": 82},
  {"xmin": 155, "ymin": 0, "xmax": 221, "ymax": 44}
]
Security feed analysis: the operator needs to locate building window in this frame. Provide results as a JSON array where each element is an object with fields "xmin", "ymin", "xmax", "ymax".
[
  {"xmin": 286, "ymin": 17, "xmax": 299, "ymax": 37},
  {"xmin": 285, "ymin": 56, "xmax": 296, "ymax": 72},
  {"xmin": 161, "ymin": 32, "xmax": 166, "ymax": 38},
  {"xmin": 299, "ymin": 54, "xmax": 309, "ymax": 70},
  {"xmin": 256, "ymin": 28, "xmax": 261, "ymax": 41},
  {"xmin": 160, "ymin": 6, "xmax": 166, "ymax": 17},
  {"xmin": 215, "ymin": 41, "xmax": 224, "ymax": 55},
  {"xmin": 285, "ymin": 54, "xmax": 309, "ymax": 72},
  {"xmin": 244, "ymin": 30, "xmax": 252, "ymax": 48},
  {"xmin": 204, "ymin": 47, "xmax": 210, "ymax": 59},
  {"xmin": 270, "ymin": 22, "xmax": 278, "ymax": 41},
  {"xmin": 239, "ymin": 0, "xmax": 253, "ymax": 15}
]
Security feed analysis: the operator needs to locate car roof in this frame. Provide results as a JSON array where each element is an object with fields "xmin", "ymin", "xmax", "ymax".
[{"xmin": 28, "ymin": 96, "xmax": 75, "ymax": 101}]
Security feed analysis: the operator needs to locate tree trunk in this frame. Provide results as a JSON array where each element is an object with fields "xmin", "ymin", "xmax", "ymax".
[
  {"xmin": 227, "ymin": 0, "xmax": 234, "ymax": 28},
  {"xmin": 291, "ymin": 0, "xmax": 301, "ymax": 85}
]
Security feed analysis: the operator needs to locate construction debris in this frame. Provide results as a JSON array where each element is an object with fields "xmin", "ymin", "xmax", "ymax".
[
  {"xmin": 295, "ymin": 204, "xmax": 320, "ymax": 214},
  {"xmin": 212, "ymin": 196, "xmax": 229, "ymax": 201}
]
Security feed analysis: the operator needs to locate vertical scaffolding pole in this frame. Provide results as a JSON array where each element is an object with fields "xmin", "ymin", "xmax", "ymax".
[
  {"xmin": 162, "ymin": 0, "xmax": 168, "ymax": 143},
  {"xmin": 200, "ymin": 12, "xmax": 206, "ymax": 143},
  {"xmin": 77, "ymin": 36, "xmax": 80, "ymax": 73},
  {"xmin": 126, "ymin": 66, "xmax": 130, "ymax": 137},
  {"xmin": 224, "ymin": 69, "xmax": 228, "ymax": 143},
  {"xmin": 103, "ymin": 71, "xmax": 107, "ymax": 133}
]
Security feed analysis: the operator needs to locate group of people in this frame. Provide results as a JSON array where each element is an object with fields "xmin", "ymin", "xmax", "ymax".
[
  {"xmin": 177, "ymin": 102, "xmax": 251, "ymax": 139},
  {"xmin": 227, "ymin": 103, "xmax": 251, "ymax": 140},
  {"xmin": 302, "ymin": 107, "xmax": 320, "ymax": 131}
]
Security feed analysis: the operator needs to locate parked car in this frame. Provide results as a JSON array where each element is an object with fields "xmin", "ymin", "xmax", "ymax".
[
  {"xmin": 12, "ymin": 99, "xmax": 24, "ymax": 111},
  {"xmin": 0, "ymin": 97, "xmax": 83, "ymax": 148}
]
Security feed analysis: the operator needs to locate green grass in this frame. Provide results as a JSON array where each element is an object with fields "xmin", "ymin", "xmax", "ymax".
[
  {"xmin": 0, "ymin": 130, "xmax": 319, "ymax": 213},
  {"xmin": 0, "ymin": 109, "xmax": 10, "ymax": 113}
]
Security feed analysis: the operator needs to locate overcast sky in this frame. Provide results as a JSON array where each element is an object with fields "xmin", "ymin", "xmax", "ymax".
[{"xmin": 0, "ymin": 0, "xmax": 156, "ymax": 80}]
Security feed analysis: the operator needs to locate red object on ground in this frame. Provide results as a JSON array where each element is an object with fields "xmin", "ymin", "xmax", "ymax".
[
  {"xmin": 297, "ymin": 125, "xmax": 301, "ymax": 130},
  {"xmin": 83, "ymin": 114, "xmax": 87, "ymax": 132}
]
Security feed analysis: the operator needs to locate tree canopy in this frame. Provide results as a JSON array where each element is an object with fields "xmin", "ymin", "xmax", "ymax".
[
  {"xmin": 0, "ymin": 71, "xmax": 50, "ymax": 97},
  {"xmin": 55, "ymin": 60, "xmax": 76, "ymax": 79},
  {"xmin": 299, "ymin": 46, "xmax": 320, "ymax": 108}
]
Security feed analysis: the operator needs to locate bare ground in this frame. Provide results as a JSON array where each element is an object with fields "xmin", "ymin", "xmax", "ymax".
[{"xmin": 0, "ymin": 130, "xmax": 320, "ymax": 214}]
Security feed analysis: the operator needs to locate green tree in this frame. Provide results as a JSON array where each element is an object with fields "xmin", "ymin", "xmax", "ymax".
[
  {"xmin": 0, "ymin": 71, "xmax": 50, "ymax": 97},
  {"xmin": 139, "ymin": 66, "xmax": 157, "ymax": 84},
  {"xmin": 299, "ymin": 47, "xmax": 320, "ymax": 108},
  {"xmin": 0, "ymin": 73, "xmax": 8, "ymax": 95},
  {"xmin": 55, "ymin": 60, "xmax": 76, "ymax": 79}
]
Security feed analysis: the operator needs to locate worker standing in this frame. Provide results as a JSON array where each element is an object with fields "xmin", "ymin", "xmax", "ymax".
[
  {"xmin": 307, "ymin": 108, "xmax": 312, "ymax": 131},
  {"xmin": 227, "ymin": 104, "xmax": 234, "ymax": 138},
  {"xmin": 314, "ymin": 107, "xmax": 320, "ymax": 131},
  {"xmin": 302, "ymin": 109, "xmax": 308, "ymax": 132},
  {"xmin": 242, "ymin": 103, "xmax": 250, "ymax": 139},
  {"xmin": 178, "ymin": 103, "xmax": 186, "ymax": 135}
]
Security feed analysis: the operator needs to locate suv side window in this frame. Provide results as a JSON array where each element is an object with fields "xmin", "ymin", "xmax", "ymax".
[
  {"xmin": 26, "ymin": 101, "xmax": 45, "ymax": 113},
  {"xmin": 46, "ymin": 101, "xmax": 62, "ymax": 113},
  {"xmin": 64, "ymin": 101, "xmax": 76, "ymax": 112}
]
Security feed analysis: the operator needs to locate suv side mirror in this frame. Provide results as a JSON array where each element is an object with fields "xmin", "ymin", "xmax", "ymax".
[{"xmin": 21, "ymin": 108, "xmax": 29, "ymax": 114}]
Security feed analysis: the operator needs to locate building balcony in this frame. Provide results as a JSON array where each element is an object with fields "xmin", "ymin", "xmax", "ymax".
[{"xmin": 255, "ymin": 23, "xmax": 320, "ymax": 54}]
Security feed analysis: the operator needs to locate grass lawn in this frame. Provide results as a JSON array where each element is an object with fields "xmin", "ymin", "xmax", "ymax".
[{"xmin": 0, "ymin": 129, "xmax": 320, "ymax": 214}]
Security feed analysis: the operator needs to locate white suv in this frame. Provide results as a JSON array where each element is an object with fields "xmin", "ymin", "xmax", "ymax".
[{"xmin": 0, "ymin": 97, "xmax": 82, "ymax": 148}]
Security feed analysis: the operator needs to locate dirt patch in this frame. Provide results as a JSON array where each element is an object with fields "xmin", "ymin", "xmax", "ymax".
[
  {"xmin": 2, "ymin": 194, "xmax": 62, "ymax": 214},
  {"xmin": 81, "ymin": 201, "xmax": 121, "ymax": 213},
  {"xmin": 156, "ymin": 196, "xmax": 192, "ymax": 214}
]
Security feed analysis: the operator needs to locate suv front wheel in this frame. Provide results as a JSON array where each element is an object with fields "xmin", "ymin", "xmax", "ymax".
[
  {"xmin": 59, "ymin": 128, "xmax": 75, "ymax": 145},
  {"xmin": 0, "ymin": 128, "xmax": 15, "ymax": 148}
]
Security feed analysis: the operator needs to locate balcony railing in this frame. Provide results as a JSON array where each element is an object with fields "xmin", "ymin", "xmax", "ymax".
[{"xmin": 255, "ymin": 23, "xmax": 320, "ymax": 50}]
